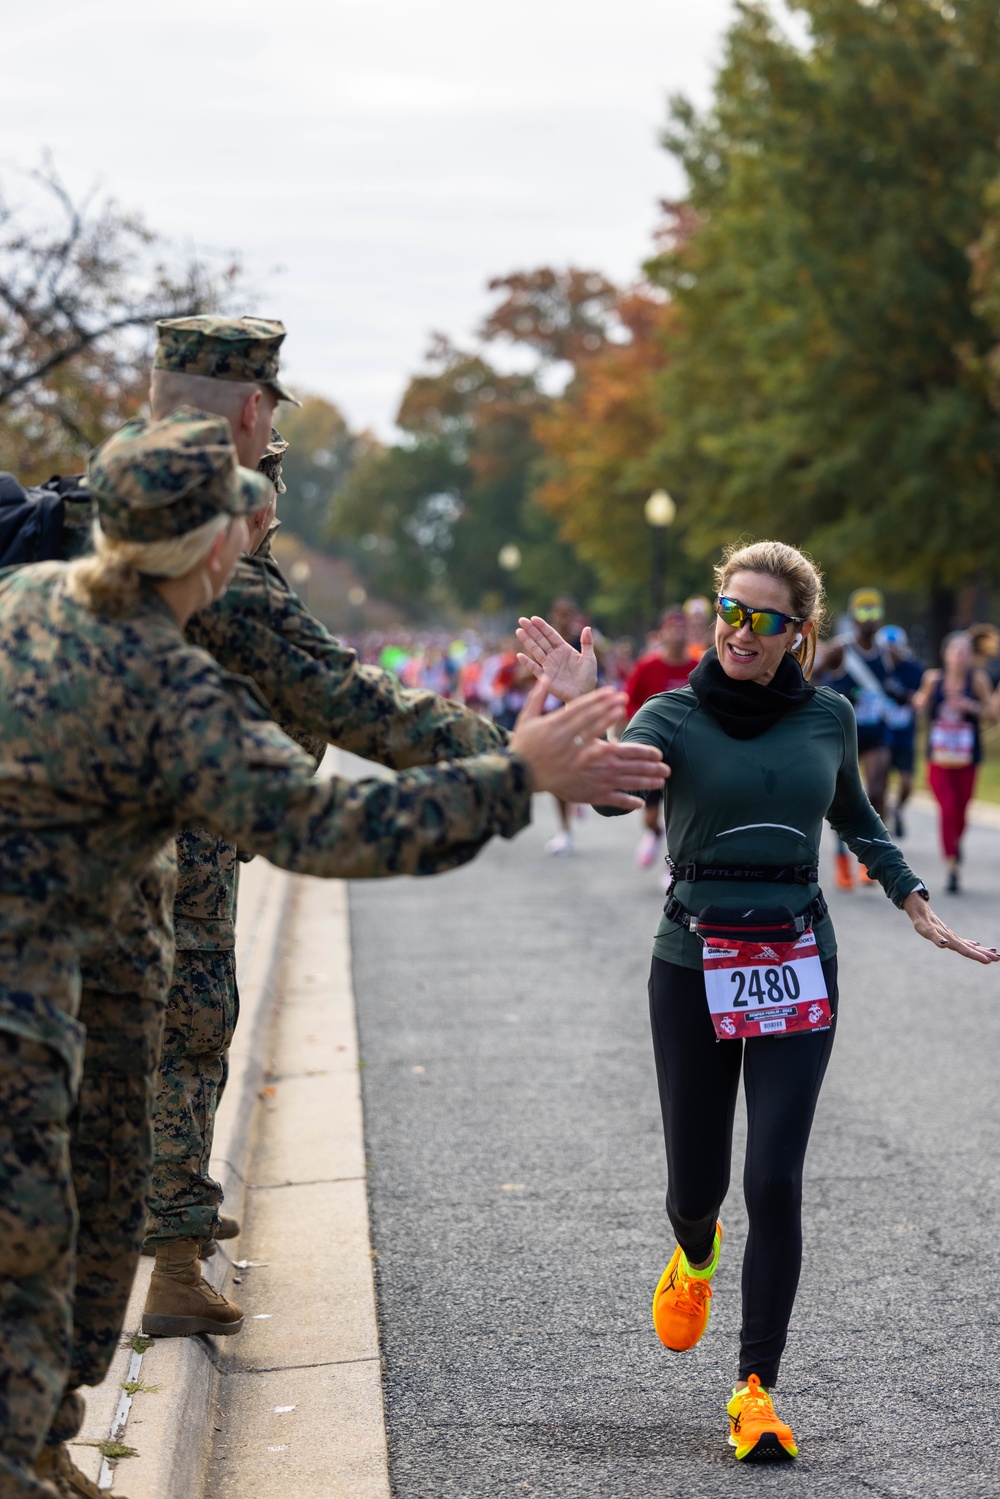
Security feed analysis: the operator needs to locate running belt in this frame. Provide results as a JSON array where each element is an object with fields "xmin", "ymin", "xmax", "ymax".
[
  {"xmin": 662, "ymin": 890, "xmax": 829, "ymax": 936},
  {"xmin": 667, "ymin": 860, "xmax": 819, "ymax": 886}
]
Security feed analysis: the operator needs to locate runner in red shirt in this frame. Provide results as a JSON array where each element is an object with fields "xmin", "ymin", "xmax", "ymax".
[{"xmin": 626, "ymin": 606, "xmax": 697, "ymax": 870}]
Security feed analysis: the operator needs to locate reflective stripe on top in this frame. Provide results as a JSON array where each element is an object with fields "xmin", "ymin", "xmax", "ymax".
[{"xmin": 716, "ymin": 823, "xmax": 807, "ymax": 839}]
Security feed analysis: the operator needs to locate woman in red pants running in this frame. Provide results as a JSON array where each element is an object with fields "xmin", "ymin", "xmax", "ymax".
[{"xmin": 914, "ymin": 632, "xmax": 994, "ymax": 894}]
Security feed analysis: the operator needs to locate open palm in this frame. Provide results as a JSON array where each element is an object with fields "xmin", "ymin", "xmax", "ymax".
[{"xmin": 515, "ymin": 616, "xmax": 599, "ymax": 701}]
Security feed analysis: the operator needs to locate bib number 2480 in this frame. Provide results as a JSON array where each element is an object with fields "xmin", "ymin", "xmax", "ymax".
[
  {"xmin": 702, "ymin": 929, "xmax": 831, "ymax": 1042},
  {"xmin": 729, "ymin": 964, "xmax": 803, "ymax": 1007}
]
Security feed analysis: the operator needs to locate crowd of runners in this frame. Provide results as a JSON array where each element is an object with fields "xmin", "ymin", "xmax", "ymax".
[
  {"xmin": 364, "ymin": 585, "xmax": 1000, "ymax": 897},
  {"xmin": 1, "ymin": 309, "xmax": 998, "ymax": 1497}
]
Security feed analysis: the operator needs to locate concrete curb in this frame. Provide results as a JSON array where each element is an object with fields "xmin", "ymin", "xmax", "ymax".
[{"xmin": 75, "ymin": 856, "xmax": 297, "ymax": 1495}]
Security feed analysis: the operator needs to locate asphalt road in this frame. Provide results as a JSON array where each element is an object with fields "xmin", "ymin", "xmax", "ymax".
[{"xmin": 350, "ymin": 794, "xmax": 1000, "ymax": 1498}]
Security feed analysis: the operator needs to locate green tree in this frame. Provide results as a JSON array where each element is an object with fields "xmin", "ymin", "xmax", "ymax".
[
  {"xmin": 274, "ymin": 395, "xmax": 366, "ymax": 553},
  {"xmin": 532, "ymin": 289, "xmax": 689, "ymax": 621},
  {"xmin": 330, "ymin": 330, "xmax": 596, "ymax": 617},
  {"xmin": 648, "ymin": 0, "xmax": 1000, "ymax": 639}
]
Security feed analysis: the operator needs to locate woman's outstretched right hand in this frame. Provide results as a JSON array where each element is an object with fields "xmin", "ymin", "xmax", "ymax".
[
  {"xmin": 902, "ymin": 890, "xmax": 1000, "ymax": 965},
  {"xmin": 509, "ymin": 677, "xmax": 669, "ymax": 811}
]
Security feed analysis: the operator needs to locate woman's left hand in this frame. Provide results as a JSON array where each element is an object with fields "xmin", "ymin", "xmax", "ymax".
[{"xmin": 902, "ymin": 890, "xmax": 1000, "ymax": 964}]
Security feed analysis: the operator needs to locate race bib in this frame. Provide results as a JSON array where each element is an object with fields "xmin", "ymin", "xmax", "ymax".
[
  {"xmin": 852, "ymin": 688, "xmax": 885, "ymax": 727},
  {"xmin": 884, "ymin": 702, "xmax": 913, "ymax": 731},
  {"xmin": 929, "ymin": 721, "xmax": 974, "ymax": 768},
  {"xmin": 702, "ymin": 928, "xmax": 831, "ymax": 1042}
]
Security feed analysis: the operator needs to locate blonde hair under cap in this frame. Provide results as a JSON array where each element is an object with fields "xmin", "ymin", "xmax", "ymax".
[{"xmin": 67, "ymin": 408, "xmax": 272, "ymax": 617}]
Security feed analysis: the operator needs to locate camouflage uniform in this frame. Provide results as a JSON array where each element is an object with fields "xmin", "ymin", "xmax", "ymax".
[
  {"xmin": 0, "ymin": 411, "xmax": 530, "ymax": 1495},
  {"xmin": 142, "ymin": 830, "xmax": 241, "ymax": 1246},
  {"xmin": 49, "ymin": 853, "xmax": 176, "ymax": 1449},
  {"xmin": 4, "ymin": 477, "xmax": 181, "ymax": 1480},
  {"xmin": 144, "ymin": 433, "xmax": 508, "ymax": 1247}
]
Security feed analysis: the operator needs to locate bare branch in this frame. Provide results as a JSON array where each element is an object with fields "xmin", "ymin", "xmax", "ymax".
[{"xmin": 0, "ymin": 158, "xmax": 244, "ymax": 416}]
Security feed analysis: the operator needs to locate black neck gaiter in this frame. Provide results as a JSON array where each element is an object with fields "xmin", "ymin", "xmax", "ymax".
[{"xmin": 689, "ymin": 646, "xmax": 816, "ymax": 740}]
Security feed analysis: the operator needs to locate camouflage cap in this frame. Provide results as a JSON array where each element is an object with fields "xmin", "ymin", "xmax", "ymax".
[
  {"xmin": 153, "ymin": 316, "xmax": 301, "ymax": 406},
  {"xmin": 88, "ymin": 407, "xmax": 274, "ymax": 543},
  {"xmin": 258, "ymin": 427, "xmax": 288, "ymax": 494}
]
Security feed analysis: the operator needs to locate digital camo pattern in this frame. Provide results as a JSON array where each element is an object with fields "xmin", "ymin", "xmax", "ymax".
[
  {"xmin": 154, "ymin": 316, "xmax": 300, "ymax": 405},
  {"xmin": 144, "ymin": 950, "xmax": 237, "ymax": 1246},
  {"xmin": 55, "ymin": 984, "xmax": 166, "ymax": 1440},
  {"xmin": 0, "ymin": 561, "xmax": 528, "ymax": 1478},
  {"xmin": 88, "ymin": 409, "xmax": 269, "ymax": 543},
  {"xmin": 174, "ymin": 828, "xmax": 238, "ymax": 951},
  {"xmin": 187, "ymin": 546, "xmax": 508, "ymax": 768},
  {"xmin": 151, "ymin": 543, "xmax": 511, "ymax": 1244},
  {"xmin": 0, "ymin": 1036, "xmax": 76, "ymax": 1491},
  {"xmin": 0, "ymin": 563, "xmax": 527, "ymax": 1041},
  {"xmin": 79, "ymin": 843, "xmax": 177, "ymax": 1000}
]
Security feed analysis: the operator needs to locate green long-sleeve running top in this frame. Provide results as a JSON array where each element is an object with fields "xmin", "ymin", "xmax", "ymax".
[{"xmin": 600, "ymin": 684, "xmax": 923, "ymax": 970}]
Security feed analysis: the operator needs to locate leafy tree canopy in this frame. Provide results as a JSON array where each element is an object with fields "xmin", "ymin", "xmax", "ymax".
[
  {"xmin": 275, "ymin": 395, "xmax": 369, "ymax": 554},
  {"xmin": 330, "ymin": 284, "xmax": 606, "ymax": 619},
  {"xmin": 646, "ymin": 0, "xmax": 1000, "ymax": 618}
]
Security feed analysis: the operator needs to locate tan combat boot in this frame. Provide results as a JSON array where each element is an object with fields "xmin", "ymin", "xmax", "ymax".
[
  {"xmin": 34, "ymin": 1441, "xmax": 128, "ymax": 1498},
  {"xmin": 141, "ymin": 1238, "xmax": 244, "ymax": 1337}
]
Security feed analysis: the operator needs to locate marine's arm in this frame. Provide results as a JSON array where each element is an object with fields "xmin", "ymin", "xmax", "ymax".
[
  {"xmin": 188, "ymin": 561, "xmax": 507, "ymax": 770},
  {"xmin": 153, "ymin": 661, "xmax": 664, "ymax": 880}
]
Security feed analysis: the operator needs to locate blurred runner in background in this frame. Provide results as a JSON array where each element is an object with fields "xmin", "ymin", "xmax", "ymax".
[
  {"xmin": 970, "ymin": 623, "xmax": 1000, "ymax": 689},
  {"xmin": 683, "ymin": 595, "xmax": 714, "ymax": 660},
  {"xmin": 818, "ymin": 587, "xmax": 892, "ymax": 889},
  {"xmin": 913, "ymin": 631, "xmax": 994, "ymax": 894},
  {"xmin": 626, "ymin": 606, "xmax": 697, "ymax": 872},
  {"xmin": 874, "ymin": 624, "xmax": 924, "ymax": 838}
]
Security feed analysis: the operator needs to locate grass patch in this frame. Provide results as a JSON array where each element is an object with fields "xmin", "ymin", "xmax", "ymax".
[
  {"xmin": 129, "ymin": 1334, "xmax": 153, "ymax": 1354},
  {"xmin": 75, "ymin": 1440, "xmax": 139, "ymax": 1460},
  {"xmin": 972, "ymin": 757, "xmax": 1000, "ymax": 806},
  {"xmin": 122, "ymin": 1379, "xmax": 160, "ymax": 1396}
]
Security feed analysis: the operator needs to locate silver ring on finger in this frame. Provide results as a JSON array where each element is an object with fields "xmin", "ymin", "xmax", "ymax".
[{"xmin": 573, "ymin": 734, "xmax": 585, "ymax": 748}]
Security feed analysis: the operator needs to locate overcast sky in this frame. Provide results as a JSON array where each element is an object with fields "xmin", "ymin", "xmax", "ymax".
[{"xmin": 4, "ymin": 0, "xmax": 742, "ymax": 435}]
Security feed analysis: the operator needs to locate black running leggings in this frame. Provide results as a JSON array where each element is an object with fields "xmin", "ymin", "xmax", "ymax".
[{"xmin": 648, "ymin": 955, "xmax": 838, "ymax": 1387}]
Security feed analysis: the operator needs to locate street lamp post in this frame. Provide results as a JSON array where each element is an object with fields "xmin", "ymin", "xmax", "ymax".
[
  {"xmin": 643, "ymin": 488, "xmax": 676, "ymax": 618},
  {"xmin": 497, "ymin": 543, "xmax": 522, "ymax": 610}
]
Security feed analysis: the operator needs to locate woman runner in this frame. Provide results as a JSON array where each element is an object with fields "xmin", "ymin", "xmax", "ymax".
[
  {"xmin": 912, "ymin": 631, "xmax": 994, "ymax": 894},
  {"xmin": 517, "ymin": 540, "xmax": 998, "ymax": 1463}
]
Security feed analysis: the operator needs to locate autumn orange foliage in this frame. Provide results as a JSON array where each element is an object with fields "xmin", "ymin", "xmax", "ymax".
[{"xmin": 533, "ymin": 288, "xmax": 677, "ymax": 598}]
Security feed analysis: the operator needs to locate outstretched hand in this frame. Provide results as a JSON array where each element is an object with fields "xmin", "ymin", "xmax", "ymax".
[
  {"xmin": 509, "ymin": 677, "xmax": 669, "ymax": 811},
  {"xmin": 902, "ymin": 890, "xmax": 1000, "ymax": 965},
  {"xmin": 515, "ymin": 616, "xmax": 598, "ymax": 701}
]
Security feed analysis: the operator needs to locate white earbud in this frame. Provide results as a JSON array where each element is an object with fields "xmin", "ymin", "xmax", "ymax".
[{"xmin": 791, "ymin": 632, "xmax": 803, "ymax": 650}]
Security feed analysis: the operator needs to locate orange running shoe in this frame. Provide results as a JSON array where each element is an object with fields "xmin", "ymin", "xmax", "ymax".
[
  {"xmin": 834, "ymin": 853, "xmax": 854, "ymax": 890},
  {"xmin": 727, "ymin": 1374, "xmax": 798, "ymax": 1462},
  {"xmin": 652, "ymin": 1222, "xmax": 722, "ymax": 1352},
  {"xmin": 859, "ymin": 864, "xmax": 876, "ymax": 886}
]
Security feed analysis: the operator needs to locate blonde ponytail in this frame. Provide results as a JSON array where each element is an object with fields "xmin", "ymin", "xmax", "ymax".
[{"xmin": 66, "ymin": 513, "xmax": 232, "ymax": 618}]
